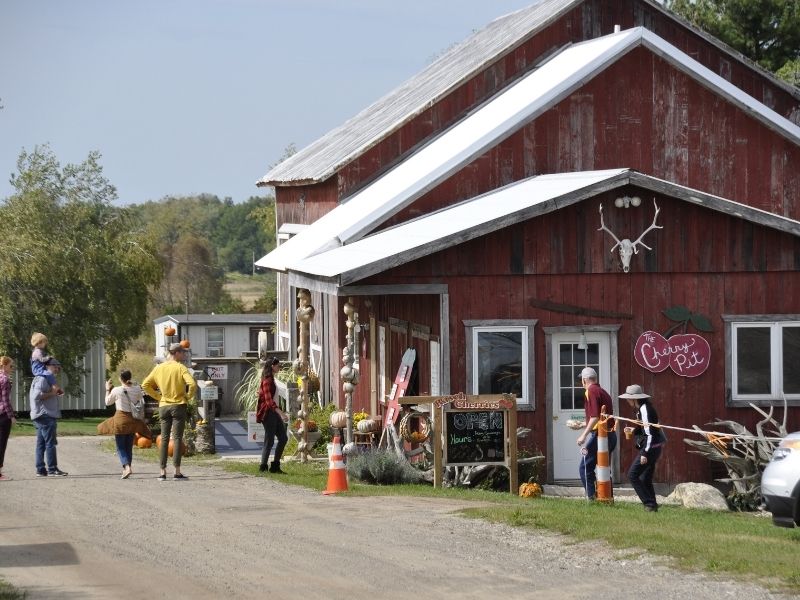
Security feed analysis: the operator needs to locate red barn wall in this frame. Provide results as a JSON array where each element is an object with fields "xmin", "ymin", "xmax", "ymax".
[{"xmin": 357, "ymin": 194, "xmax": 800, "ymax": 483}]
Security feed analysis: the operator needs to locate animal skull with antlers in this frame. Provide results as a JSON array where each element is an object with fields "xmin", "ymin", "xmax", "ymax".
[{"xmin": 598, "ymin": 199, "xmax": 662, "ymax": 273}]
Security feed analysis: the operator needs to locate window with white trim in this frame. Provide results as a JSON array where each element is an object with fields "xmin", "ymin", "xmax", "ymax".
[
  {"xmin": 725, "ymin": 316, "xmax": 800, "ymax": 404},
  {"xmin": 206, "ymin": 327, "xmax": 224, "ymax": 357},
  {"xmin": 464, "ymin": 320, "xmax": 536, "ymax": 408}
]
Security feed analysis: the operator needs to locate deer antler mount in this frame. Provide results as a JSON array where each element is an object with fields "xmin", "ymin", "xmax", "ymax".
[{"xmin": 598, "ymin": 199, "xmax": 662, "ymax": 273}]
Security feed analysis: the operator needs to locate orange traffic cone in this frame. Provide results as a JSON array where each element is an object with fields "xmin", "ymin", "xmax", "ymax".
[{"xmin": 322, "ymin": 435, "xmax": 348, "ymax": 495}]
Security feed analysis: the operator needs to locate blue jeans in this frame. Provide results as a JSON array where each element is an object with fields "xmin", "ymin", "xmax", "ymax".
[
  {"xmin": 579, "ymin": 430, "xmax": 617, "ymax": 499},
  {"xmin": 33, "ymin": 415, "xmax": 59, "ymax": 474},
  {"xmin": 115, "ymin": 433, "xmax": 135, "ymax": 467}
]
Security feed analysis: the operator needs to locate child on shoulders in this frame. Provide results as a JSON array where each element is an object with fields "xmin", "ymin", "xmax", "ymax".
[{"xmin": 30, "ymin": 332, "xmax": 63, "ymax": 395}]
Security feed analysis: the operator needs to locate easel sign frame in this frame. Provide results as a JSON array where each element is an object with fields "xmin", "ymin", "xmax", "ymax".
[{"xmin": 405, "ymin": 393, "xmax": 518, "ymax": 493}]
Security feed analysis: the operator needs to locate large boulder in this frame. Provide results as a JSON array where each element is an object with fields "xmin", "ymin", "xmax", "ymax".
[{"xmin": 666, "ymin": 482, "xmax": 729, "ymax": 511}]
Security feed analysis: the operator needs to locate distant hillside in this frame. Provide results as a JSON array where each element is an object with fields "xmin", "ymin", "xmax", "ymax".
[{"xmin": 224, "ymin": 272, "xmax": 276, "ymax": 312}]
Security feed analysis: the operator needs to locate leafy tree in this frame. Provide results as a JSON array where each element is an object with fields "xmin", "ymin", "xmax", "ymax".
[
  {"xmin": 666, "ymin": 0, "xmax": 800, "ymax": 75},
  {"xmin": 0, "ymin": 145, "xmax": 163, "ymax": 384}
]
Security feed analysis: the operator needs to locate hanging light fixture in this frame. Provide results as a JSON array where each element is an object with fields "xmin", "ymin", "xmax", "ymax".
[{"xmin": 577, "ymin": 330, "xmax": 588, "ymax": 351}]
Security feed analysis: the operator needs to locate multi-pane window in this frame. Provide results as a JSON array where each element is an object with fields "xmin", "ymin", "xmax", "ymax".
[
  {"xmin": 207, "ymin": 327, "xmax": 224, "ymax": 357},
  {"xmin": 727, "ymin": 318, "xmax": 800, "ymax": 403},
  {"xmin": 558, "ymin": 342, "xmax": 600, "ymax": 411}
]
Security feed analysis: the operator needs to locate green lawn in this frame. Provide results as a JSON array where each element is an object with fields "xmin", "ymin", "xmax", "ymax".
[{"xmin": 11, "ymin": 417, "xmax": 107, "ymax": 437}]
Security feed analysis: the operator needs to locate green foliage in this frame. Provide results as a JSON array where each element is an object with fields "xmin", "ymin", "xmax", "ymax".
[
  {"xmin": 727, "ymin": 489, "xmax": 762, "ymax": 512},
  {"xmin": 0, "ymin": 145, "xmax": 163, "ymax": 383},
  {"xmin": 234, "ymin": 363, "xmax": 262, "ymax": 414},
  {"xmin": 666, "ymin": 0, "xmax": 800, "ymax": 74},
  {"xmin": 662, "ymin": 305, "xmax": 714, "ymax": 334},
  {"xmin": 776, "ymin": 57, "xmax": 800, "ymax": 86},
  {"xmin": 346, "ymin": 448, "xmax": 424, "ymax": 485}
]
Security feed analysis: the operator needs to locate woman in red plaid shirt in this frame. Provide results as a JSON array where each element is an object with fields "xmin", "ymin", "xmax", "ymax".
[
  {"xmin": 0, "ymin": 356, "xmax": 16, "ymax": 481},
  {"xmin": 257, "ymin": 358, "xmax": 288, "ymax": 474}
]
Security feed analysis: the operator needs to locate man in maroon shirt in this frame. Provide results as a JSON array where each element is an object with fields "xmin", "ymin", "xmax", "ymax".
[{"xmin": 575, "ymin": 367, "xmax": 617, "ymax": 500}]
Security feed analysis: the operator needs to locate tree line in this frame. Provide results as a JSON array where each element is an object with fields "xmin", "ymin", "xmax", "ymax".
[{"xmin": 0, "ymin": 145, "xmax": 277, "ymax": 384}]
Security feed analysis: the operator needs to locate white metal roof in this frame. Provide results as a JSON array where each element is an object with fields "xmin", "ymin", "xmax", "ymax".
[
  {"xmin": 288, "ymin": 169, "xmax": 800, "ymax": 286},
  {"xmin": 258, "ymin": 0, "xmax": 799, "ymax": 187},
  {"xmin": 256, "ymin": 27, "xmax": 800, "ymax": 274}
]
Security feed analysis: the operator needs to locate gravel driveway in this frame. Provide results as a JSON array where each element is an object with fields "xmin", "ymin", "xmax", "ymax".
[{"xmin": 0, "ymin": 436, "xmax": 794, "ymax": 600}]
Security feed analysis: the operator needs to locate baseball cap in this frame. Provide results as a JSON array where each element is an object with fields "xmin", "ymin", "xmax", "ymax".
[{"xmin": 580, "ymin": 367, "xmax": 597, "ymax": 380}]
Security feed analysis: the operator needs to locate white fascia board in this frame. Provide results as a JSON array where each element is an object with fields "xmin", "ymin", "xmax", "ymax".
[
  {"xmin": 288, "ymin": 169, "xmax": 631, "ymax": 281},
  {"xmin": 256, "ymin": 29, "xmax": 644, "ymax": 272}
]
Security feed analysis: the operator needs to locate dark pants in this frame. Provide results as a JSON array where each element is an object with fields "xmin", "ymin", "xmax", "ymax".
[
  {"xmin": 260, "ymin": 411, "xmax": 287, "ymax": 469},
  {"xmin": 579, "ymin": 430, "xmax": 617, "ymax": 499},
  {"xmin": 628, "ymin": 445, "xmax": 663, "ymax": 508},
  {"xmin": 0, "ymin": 414, "xmax": 11, "ymax": 470},
  {"xmin": 159, "ymin": 404, "xmax": 187, "ymax": 469}
]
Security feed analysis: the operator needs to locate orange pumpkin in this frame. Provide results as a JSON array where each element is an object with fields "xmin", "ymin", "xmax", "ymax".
[
  {"xmin": 179, "ymin": 339, "xmax": 191, "ymax": 349},
  {"xmin": 137, "ymin": 436, "xmax": 153, "ymax": 449},
  {"xmin": 518, "ymin": 482, "xmax": 543, "ymax": 499},
  {"xmin": 168, "ymin": 438, "xmax": 187, "ymax": 457},
  {"xmin": 156, "ymin": 434, "xmax": 163, "ymax": 448},
  {"xmin": 164, "ymin": 326, "xmax": 176, "ymax": 336}
]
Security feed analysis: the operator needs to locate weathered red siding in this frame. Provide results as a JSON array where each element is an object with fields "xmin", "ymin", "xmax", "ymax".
[{"xmin": 358, "ymin": 195, "xmax": 800, "ymax": 483}]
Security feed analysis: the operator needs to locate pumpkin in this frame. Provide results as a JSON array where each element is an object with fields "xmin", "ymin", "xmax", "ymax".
[
  {"xmin": 168, "ymin": 438, "xmax": 187, "ymax": 457},
  {"xmin": 179, "ymin": 339, "xmax": 191, "ymax": 349},
  {"xmin": 164, "ymin": 326, "xmax": 176, "ymax": 337},
  {"xmin": 357, "ymin": 418, "xmax": 378, "ymax": 433},
  {"xmin": 156, "ymin": 434, "xmax": 162, "ymax": 448},
  {"xmin": 518, "ymin": 482, "xmax": 543, "ymax": 499},
  {"xmin": 137, "ymin": 436, "xmax": 153, "ymax": 449},
  {"xmin": 330, "ymin": 411, "xmax": 347, "ymax": 429}
]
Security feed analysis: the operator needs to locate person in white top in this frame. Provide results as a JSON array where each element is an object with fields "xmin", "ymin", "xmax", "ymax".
[{"xmin": 97, "ymin": 369, "xmax": 151, "ymax": 479}]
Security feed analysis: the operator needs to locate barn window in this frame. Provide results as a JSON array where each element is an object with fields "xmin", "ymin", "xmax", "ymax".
[
  {"xmin": 206, "ymin": 327, "xmax": 224, "ymax": 357},
  {"xmin": 724, "ymin": 316, "xmax": 800, "ymax": 405},
  {"xmin": 464, "ymin": 320, "xmax": 537, "ymax": 409}
]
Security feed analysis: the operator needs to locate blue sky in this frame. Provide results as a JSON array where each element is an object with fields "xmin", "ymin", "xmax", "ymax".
[{"xmin": 0, "ymin": 0, "xmax": 535, "ymax": 205}]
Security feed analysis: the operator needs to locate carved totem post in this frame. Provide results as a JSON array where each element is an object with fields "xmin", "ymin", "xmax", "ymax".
[
  {"xmin": 295, "ymin": 289, "xmax": 315, "ymax": 463},
  {"xmin": 341, "ymin": 298, "xmax": 360, "ymax": 445}
]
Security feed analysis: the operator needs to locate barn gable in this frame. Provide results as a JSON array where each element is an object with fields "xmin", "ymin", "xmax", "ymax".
[
  {"xmin": 258, "ymin": 0, "xmax": 799, "ymax": 189},
  {"xmin": 258, "ymin": 27, "xmax": 800, "ymax": 273}
]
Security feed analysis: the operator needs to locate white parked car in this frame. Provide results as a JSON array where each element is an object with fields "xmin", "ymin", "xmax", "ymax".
[{"xmin": 761, "ymin": 432, "xmax": 800, "ymax": 528}]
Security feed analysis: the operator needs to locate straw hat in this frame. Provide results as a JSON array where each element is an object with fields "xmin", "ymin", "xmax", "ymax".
[{"xmin": 619, "ymin": 384, "xmax": 650, "ymax": 399}]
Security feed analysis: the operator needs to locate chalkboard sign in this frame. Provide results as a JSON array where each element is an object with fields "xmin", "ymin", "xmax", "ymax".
[{"xmin": 444, "ymin": 410, "xmax": 505, "ymax": 465}]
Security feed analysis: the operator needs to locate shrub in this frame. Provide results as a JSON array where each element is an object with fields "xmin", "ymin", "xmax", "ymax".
[{"xmin": 346, "ymin": 449, "xmax": 423, "ymax": 485}]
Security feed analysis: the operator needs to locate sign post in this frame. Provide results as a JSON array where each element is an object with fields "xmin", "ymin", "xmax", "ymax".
[{"xmin": 405, "ymin": 393, "xmax": 517, "ymax": 493}]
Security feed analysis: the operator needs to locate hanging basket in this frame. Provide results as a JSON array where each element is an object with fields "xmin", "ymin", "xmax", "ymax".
[{"xmin": 399, "ymin": 411, "xmax": 431, "ymax": 444}]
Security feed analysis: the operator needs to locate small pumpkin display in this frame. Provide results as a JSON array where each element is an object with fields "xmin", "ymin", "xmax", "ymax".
[
  {"xmin": 137, "ymin": 436, "xmax": 153, "ymax": 449},
  {"xmin": 179, "ymin": 339, "xmax": 191, "ymax": 349},
  {"xmin": 330, "ymin": 410, "xmax": 347, "ymax": 429},
  {"xmin": 156, "ymin": 434, "xmax": 163, "ymax": 448},
  {"xmin": 164, "ymin": 326, "xmax": 176, "ymax": 337},
  {"xmin": 519, "ymin": 481, "xmax": 543, "ymax": 499},
  {"xmin": 292, "ymin": 419, "xmax": 318, "ymax": 433},
  {"xmin": 168, "ymin": 438, "xmax": 187, "ymax": 457},
  {"xmin": 356, "ymin": 418, "xmax": 379, "ymax": 433}
]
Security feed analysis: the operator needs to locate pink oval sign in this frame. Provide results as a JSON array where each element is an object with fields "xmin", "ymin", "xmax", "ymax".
[{"xmin": 634, "ymin": 330, "xmax": 710, "ymax": 377}]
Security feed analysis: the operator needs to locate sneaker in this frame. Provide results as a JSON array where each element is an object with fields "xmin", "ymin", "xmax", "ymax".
[
  {"xmin": 157, "ymin": 474, "xmax": 167, "ymax": 481},
  {"xmin": 36, "ymin": 471, "xmax": 48, "ymax": 477},
  {"xmin": 173, "ymin": 473, "xmax": 188, "ymax": 480},
  {"xmin": 49, "ymin": 469, "xmax": 68, "ymax": 477},
  {"xmin": 0, "ymin": 474, "xmax": 10, "ymax": 481}
]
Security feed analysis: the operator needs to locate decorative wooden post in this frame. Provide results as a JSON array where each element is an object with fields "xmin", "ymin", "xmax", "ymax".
[
  {"xmin": 341, "ymin": 298, "xmax": 360, "ymax": 445},
  {"xmin": 295, "ymin": 289, "xmax": 315, "ymax": 463}
]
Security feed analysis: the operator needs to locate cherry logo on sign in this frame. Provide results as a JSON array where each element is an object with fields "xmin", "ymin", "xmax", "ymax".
[{"xmin": 634, "ymin": 330, "xmax": 710, "ymax": 377}]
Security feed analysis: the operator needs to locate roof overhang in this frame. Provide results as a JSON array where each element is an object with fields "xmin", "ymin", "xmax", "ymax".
[{"xmin": 284, "ymin": 168, "xmax": 800, "ymax": 288}]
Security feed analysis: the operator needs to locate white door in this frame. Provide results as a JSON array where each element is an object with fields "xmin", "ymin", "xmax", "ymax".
[{"xmin": 551, "ymin": 331, "xmax": 611, "ymax": 480}]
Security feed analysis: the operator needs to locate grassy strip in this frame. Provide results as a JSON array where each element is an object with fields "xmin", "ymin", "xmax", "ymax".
[
  {"xmin": 0, "ymin": 579, "xmax": 26, "ymax": 600},
  {"xmin": 10, "ymin": 418, "xmax": 106, "ymax": 437},
  {"xmin": 222, "ymin": 460, "xmax": 800, "ymax": 592}
]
